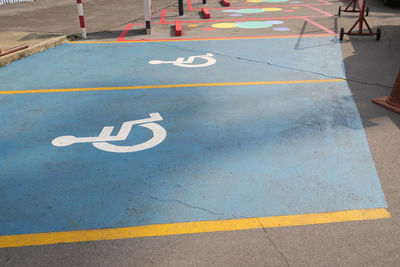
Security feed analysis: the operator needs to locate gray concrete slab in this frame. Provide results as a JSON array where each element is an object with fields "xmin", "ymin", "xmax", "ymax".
[
  {"xmin": 0, "ymin": 0, "xmax": 179, "ymax": 63},
  {"xmin": 0, "ymin": 31, "xmax": 66, "ymax": 65},
  {"xmin": 0, "ymin": 0, "xmax": 180, "ymax": 34}
]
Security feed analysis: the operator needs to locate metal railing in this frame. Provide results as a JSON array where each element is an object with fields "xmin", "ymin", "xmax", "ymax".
[{"xmin": 0, "ymin": 0, "xmax": 34, "ymax": 5}]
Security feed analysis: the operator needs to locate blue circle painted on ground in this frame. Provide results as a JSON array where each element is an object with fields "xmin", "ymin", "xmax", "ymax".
[
  {"xmin": 273, "ymin": 27, "xmax": 292, "ymax": 31},
  {"xmin": 265, "ymin": 20, "xmax": 284, "ymax": 25}
]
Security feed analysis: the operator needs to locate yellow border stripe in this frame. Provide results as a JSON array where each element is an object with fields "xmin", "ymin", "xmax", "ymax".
[
  {"xmin": 0, "ymin": 79, "xmax": 345, "ymax": 95},
  {"xmin": 68, "ymin": 34, "xmax": 335, "ymax": 44},
  {"xmin": 0, "ymin": 208, "xmax": 390, "ymax": 248}
]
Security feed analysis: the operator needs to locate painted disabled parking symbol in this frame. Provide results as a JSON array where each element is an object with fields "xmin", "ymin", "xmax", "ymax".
[
  {"xmin": 52, "ymin": 113, "xmax": 166, "ymax": 153},
  {"xmin": 149, "ymin": 53, "xmax": 216, "ymax": 68}
]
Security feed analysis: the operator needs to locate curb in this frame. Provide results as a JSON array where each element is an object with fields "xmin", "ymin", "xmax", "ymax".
[{"xmin": 0, "ymin": 35, "xmax": 67, "ymax": 67}]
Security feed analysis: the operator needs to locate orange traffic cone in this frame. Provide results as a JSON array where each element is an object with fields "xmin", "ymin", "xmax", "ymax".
[{"xmin": 372, "ymin": 69, "xmax": 400, "ymax": 114}]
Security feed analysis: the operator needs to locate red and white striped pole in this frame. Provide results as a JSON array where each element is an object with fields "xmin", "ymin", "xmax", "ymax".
[{"xmin": 76, "ymin": 0, "xmax": 87, "ymax": 39}]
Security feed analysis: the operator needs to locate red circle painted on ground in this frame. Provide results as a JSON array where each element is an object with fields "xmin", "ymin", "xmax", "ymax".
[{"xmin": 203, "ymin": 28, "xmax": 216, "ymax": 31}]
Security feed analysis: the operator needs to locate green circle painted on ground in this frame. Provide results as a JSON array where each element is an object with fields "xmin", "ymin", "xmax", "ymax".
[{"xmin": 235, "ymin": 21, "xmax": 273, "ymax": 29}]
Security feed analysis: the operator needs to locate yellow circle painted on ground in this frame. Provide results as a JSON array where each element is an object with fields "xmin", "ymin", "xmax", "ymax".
[
  {"xmin": 292, "ymin": 7, "xmax": 300, "ymax": 9},
  {"xmin": 211, "ymin": 23, "xmax": 237, "ymax": 29},
  {"xmin": 262, "ymin": 8, "xmax": 283, "ymax": 11},
  {"xmin": 188, "ymin": 25, "xmax": 199, "ymax": 27},
  {"xmin": 247, "ymin": 0, "xmax": 263, "ymax": 2}
]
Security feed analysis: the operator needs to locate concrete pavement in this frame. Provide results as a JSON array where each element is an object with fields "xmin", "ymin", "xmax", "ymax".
[
  {"xmin": 0, "ymin": 0, "xmax": 177, "ymax": 65},
  {"xmin": 0, "ymin": 31, "xmax": 66, "ymax": 65}
]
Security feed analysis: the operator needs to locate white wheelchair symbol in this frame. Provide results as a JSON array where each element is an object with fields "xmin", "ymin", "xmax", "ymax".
[
  {"xmin": 51, "ymin": 113, "xmax": 166, "ymax": 153},
  {"xmin": 149, "ymin": 53, "xmax": 216, "ymax": 68}
]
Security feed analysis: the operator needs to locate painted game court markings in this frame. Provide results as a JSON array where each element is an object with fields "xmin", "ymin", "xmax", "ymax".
[
  {"xmin": 186, "ymin": 0, "xmax": 332, "ymax": 9},
  {"xmin": 72, "ymin": 33, "xmax": 335, "ymax": 44},
  {"xmin": 0, "ymin": 208, "xmax": 391, "ymax": 248},
  {"xmin": 160, "ymin": 4, "xmax": 332, "ymax": 23},
  {"xmin": 116, "ymin": 14, "xmax": 334, "ymax": 42},
  {"xmin": 0, "ymin": 79, "xmax": 345, "ymax": 95}
]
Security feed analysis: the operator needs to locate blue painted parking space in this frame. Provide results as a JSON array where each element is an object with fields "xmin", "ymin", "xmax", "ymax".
[
  {"xmin": 0, "ymin": 37, "xmax": 343, "ymax": 91},
  {"xmin": 0, "ymin": 37, "xmax": 387, "ymax": 237}
]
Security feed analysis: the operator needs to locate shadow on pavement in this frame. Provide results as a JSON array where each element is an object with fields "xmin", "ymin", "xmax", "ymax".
[
  {"xmin": 17, "ymin": 33, "xmax": 63, "ymax": 41},
  {"xmin": 342, "ymin": 24, "xmax": 400, "ymax": 129}
]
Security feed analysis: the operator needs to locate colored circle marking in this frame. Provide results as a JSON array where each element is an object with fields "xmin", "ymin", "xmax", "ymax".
[
  {"xmin": 248, "ymin": 0, "xmax": 288, "ymax": 2},
  {"xmin": 263, "ymin": 8, "xmax": 283, "ymax": 11},
  {"xmin": 212, "ymin": 23, "xmax": 237, "ymax": 29},
  {"xmin": 273, "ymin": 27, "xmax": 292, "ymax": 31},
  {"xmin": 212, "ymin": 20, "xmax": 284, "ymax": 29},
  {"xmin": 234, "ymin": 8, "xmax": 264, "ymax": 13},
  {"xmin": 223, "ymin": 8, "xmax": 283, "ymax": 14}
]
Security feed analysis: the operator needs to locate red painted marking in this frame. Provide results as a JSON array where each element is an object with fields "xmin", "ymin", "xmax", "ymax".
[
  {"xmin": 203, "ymin": 28, "xmax": 216, "ymax": 31},
  {"xmin": 160, "ymin": 5, "xmax": 334, "ymax": 24},
  {"xmin": 187, "ymin": 0, "xmax": 193, "ymax": 10},
  {"xmin": 302, "ymin": 17, "xmax": 335, "ymax": 34},
  {"xmin": 175, "ymin": 20, "xmax": 182, "ymax": 36},
  {"xmin": 189, "ymin": 0, "xmax": 330, "ymax": 3},
  {"xmin": 118, "ymin": 33, "xmax": 334, "ymax": 43},
  {"xmin": 316, "ymin": 0, "xmax": 332, "ymax": 4},
  {"xmin": 79, "ymin": 16, "xmax": 85, "ymax": 28},
  {"xmin": 117, "ymin": 24, "xmax": 133, "ymax": 41},
  {"xmin": 163, "ymin": 4, "xmax": 328, "ymax": 12},
  {"xmin": 159, "ymin": 15, "xmax": 329, "ymax": 25},
  {"xmin": 305, "ymin": 4, "xmax": 333, "ymax": 16},
  {"xmin": 120, "ymin": 15, "xmax": 334, "ymax": 39},
  {"xmin": 202, "ymin": 7, "xmax": 211, "ymax": 19},
  {"xmin": 221, "ymin": 0, "xmax": 230, "ymax": 7},
  {"xmin": 160, "ymin": 9, "xmax": 167, "ymax": 24}
]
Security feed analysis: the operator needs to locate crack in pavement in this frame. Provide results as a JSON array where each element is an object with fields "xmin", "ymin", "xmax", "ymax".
[
  {"xmin": 257, "ymin": 218, "xmax": 292, "ymax": 267},
  {"xmin": 147, "ymin": 194, "xmax": 292, "ymax": 266},
  {"xmin": 157, "ymin": 42, "xmax": 393, "ymax": 89},
  {"xmin": 147, "ymin": 195, "xmax": 224, "ymax": 216}
]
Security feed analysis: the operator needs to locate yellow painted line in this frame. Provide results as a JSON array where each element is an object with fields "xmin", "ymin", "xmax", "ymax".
[
  {"xmin": 0, "ymin": 79, "xmax": 345, "ymax": 95},
  {"xmin": 68, "ymin": 34, "xmax": 335, "ymax": 44},
  {"xmin": 0, "ymin": 208, "xmax": 390, "ymax": 248}
]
